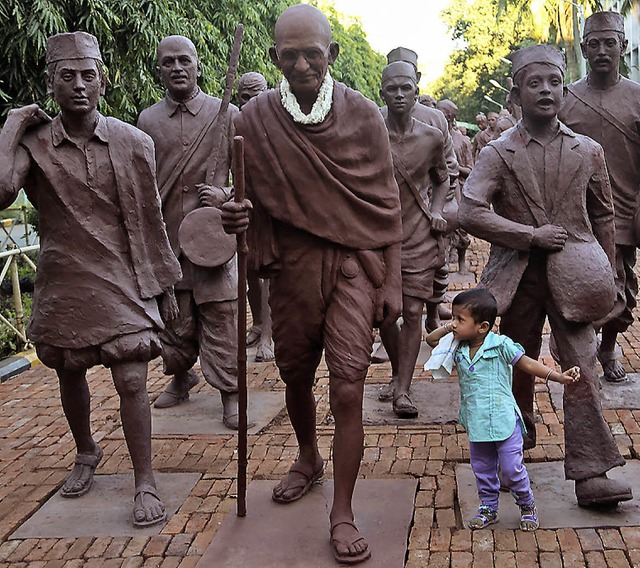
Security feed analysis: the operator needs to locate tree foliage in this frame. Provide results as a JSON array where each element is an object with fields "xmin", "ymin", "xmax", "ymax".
[
  {"xmin": 0, "ymin": 0, "xmax": 385, "ymax": 123},
  {"xmin": 311, "ymin": 1, "xmax": 386, "ymax": 104},
  {"xmin": 430, "ymin": 0, "xmax": 538, "ymax": 122}
]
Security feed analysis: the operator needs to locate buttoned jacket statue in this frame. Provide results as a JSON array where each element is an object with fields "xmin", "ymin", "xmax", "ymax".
[{"xmin": 459, "ymin": 122, "xmax": 616, "ymax": 322}]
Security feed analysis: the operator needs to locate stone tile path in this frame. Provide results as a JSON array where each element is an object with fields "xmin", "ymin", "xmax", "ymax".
[{"xmin": 1, "ymin": 237, "xmax": 639, "ymax": 567}]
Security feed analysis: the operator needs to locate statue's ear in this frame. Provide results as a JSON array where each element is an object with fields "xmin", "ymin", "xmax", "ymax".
[
  {"xmin": 328, "ymin": 42, "xmax": 339, "ymax": 65},
  {"xmin": 269, "ymin": 46, "xmax": 280, "ymax": 69}
]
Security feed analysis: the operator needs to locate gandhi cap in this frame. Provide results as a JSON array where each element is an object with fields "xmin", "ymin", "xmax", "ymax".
[
  {"xmin": 238, "ymin": 72, "xmax": 267, "ymax": 91},
  {"xmin": 382, "ymin": 61, "xmax": 417, "ymax": 84},
  {"xmin": 386, "ymin": 46, "xmax": 418, "ymax": 68},
  {"xmin": 46, "ymin": 32, "xmax": 102, "ymax": 65},
  {"xmin": 509, "ymin": 44, "xmax": 566, "ymax": 78},
  {"xmin": 583, "ymin": 11, "xmax": 624, "ymax": 37}
]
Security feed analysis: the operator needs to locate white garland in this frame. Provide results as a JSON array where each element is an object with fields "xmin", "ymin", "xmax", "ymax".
[{"xmin": 279, "ymin": 71, "xmax": 334, "ymax": 125}]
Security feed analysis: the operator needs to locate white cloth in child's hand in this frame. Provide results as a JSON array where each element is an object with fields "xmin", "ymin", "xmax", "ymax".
[{"xmin": 424, "ymin": 332, "xmax": 460, "ymax": 379}]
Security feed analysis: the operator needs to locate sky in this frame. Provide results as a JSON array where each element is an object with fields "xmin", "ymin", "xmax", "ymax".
[{"xmin": 329, "ymin": 0, "xmax": 457, "ymax": 89}]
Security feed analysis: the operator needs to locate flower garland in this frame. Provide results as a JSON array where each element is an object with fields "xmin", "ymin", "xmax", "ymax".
[{"xmin": 279, "ymin": 71, "xmax": 334, "ymax": 125}]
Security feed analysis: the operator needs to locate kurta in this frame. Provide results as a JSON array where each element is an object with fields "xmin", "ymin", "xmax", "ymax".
[
  {"xmin": 20, "ymin": 114, "xmax": 180, "ymax": 348},
  {"xmin": 137, "ymin": 90, "xmax": 238, "ymax": 305}
]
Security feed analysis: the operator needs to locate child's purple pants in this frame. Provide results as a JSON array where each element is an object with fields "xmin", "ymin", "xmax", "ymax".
[{"xmin": 469, "ymin": 417, "xmax": 535, "ymax": 511}]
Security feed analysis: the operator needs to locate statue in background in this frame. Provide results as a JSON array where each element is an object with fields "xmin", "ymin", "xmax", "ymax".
[
  {"xmin": 559, "ymin": 11, "xmax": 640, "ymax": 384},
  {"xmin": 137, "ymin": 36, "xmax": 241, "ymax": 429}
]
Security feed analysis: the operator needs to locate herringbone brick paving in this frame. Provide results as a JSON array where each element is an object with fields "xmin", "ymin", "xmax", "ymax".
[{"xmin": 1, "ymin": 237, "xmax": 639, "ymax": 567}]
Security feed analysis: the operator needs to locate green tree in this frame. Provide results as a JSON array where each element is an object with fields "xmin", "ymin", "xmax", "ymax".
[
  {"xmin": 311, "ymin": 1, "xmax": 386, "ymax": 104},
  {"xmin": 497, "ymin": 1, "xmax": 638, "ymax": 81},
  {"xmin": 430, "ymin": 0, "xmax": 538, "ymax": 122},
  {"xmin": 0, "ymin": 0, "xmax": 386, "ymax": 123}
]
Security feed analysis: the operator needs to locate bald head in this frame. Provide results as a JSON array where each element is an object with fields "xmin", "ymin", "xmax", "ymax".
[
  {"xmin": 270, "ymin": 4, "xmax": 338, "ymax": 106},
  {"xmin": 274, "ymin": 4, "xmax": 332, "ymax": 46},
  {"xmin": 158, "ymin": 35, "xmax": 197, "ymax": 61},
  {"xmin": 157, "ymin": 35, "xmax": 201, "ymax": 101}
]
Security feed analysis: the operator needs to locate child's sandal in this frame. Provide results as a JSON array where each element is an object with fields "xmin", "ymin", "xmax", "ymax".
[
  {"xmin": 519, "ymin": 503, "xmax": 539, "ymax": 531},
  {"xmin": 468, "ymin": 506, "xmax": 498, "ymax": 530}
]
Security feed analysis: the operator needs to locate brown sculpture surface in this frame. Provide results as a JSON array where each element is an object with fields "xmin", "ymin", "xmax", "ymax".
[
  {"xmin": 378, "ymin": 62, "xmax": 448, "ymax": 419},
  {"xmin": 237, "ymin": 71, "xmax": 274, "ymax": 362},
  {"xmin": 137, "ymin": 36, "xmax": 241, "ymax": 429},
  {"xmin": 437, "ymin": 99, "xmax": 473, "ymax": 274},
  {"xmin": 0, "ymin": 32, "xmax": 182, "ymax": 526},
  {"xmin": 221, "ymin": 5, "xmax": 403, "ymax": 564},
  {"xmin": 379, "ymin": 46, "xmax": 459, "ymax": 382},
  {"xmin": 559, "ymin": 11, "xmax": 640, "ymax": 384},
  {"xmin": 459, "ymin": 44, "xmax": 632, "ymax": 507},
  {"xmin": 472, "ymin": 111, "xmax": 500, "ymax": 159}
]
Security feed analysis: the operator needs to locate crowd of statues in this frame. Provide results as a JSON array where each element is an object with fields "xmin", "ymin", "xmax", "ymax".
[{"xmin": 0, "ymin": 4, "xmax": 638, "ymax": 564}]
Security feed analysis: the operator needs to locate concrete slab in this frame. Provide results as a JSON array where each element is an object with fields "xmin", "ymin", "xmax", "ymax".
[
  {"xmin": 112, "ymin": 390, "xmax": 285, "ymax": 437},
  {"xmin": 10, "ymin": 472, "xmax": 200, "ymax": 539},
  {"xmin": 363, "ymin": 381, "xmax": 460, "ymax": 426},
  {"xmin": 448, "ymin": 271, "xmax": 476, "ymax": 287},
  {"xmin": 456, "ymin": 461, "xmax": 640, "ymax": 529},
  {"xmin": 549, "ymin": 373, "xmax": 640, "ymax": 410},
  {"xmin": 196, "ymin": 479, "xmax": 417, "ymax": 568}
]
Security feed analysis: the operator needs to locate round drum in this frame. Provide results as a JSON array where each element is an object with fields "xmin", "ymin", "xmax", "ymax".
[{"xmin": 178, "ymin": 207, "xmax": 236, "ymax": 268}]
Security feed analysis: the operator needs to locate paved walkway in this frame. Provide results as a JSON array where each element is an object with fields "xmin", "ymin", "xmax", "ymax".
[{"xmin": 1, "ymin": 237, "xmax": 639, "ymax": 567}]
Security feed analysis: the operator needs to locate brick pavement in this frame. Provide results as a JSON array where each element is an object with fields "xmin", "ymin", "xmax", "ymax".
[{"xmin": 0, "ymin": 237, "xmax": 639, "ymax": 567}]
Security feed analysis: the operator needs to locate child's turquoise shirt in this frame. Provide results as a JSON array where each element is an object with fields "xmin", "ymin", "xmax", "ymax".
[{"xmin": 456, "ymin": 331, "xmax": 526, "ymax": 442}]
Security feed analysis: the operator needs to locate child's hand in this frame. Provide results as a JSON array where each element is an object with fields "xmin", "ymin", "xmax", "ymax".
[{"xmin": 558, "ymin": 366, "xmax": 580, "ymax": 385}]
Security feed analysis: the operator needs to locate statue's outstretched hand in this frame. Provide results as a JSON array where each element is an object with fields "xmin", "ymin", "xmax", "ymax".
[{"xmin": 220, "ymin": 199, "xmax": 252, "ymax": 234}]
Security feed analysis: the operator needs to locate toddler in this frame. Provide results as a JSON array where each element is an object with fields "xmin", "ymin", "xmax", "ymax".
[{"xmin": 426, "ymin": 288, "xmax": 579, "ymax": 530}]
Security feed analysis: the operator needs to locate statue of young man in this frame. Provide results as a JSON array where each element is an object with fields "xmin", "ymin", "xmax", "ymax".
[
  {"xmin": 460, "ymin": 44, "xmax": 632, "ymax": 507},
  {"xmin": 222, "ymin": 5, "xmax": 402, "ymax": 564},
  {"xmin": 379, "ymin": 62, "xmax": 448, "ymax": 418},
  {"xmin": 0, "ymin": 32, "xmax": 182, "ymax": 526},
  {"xmin": 137, "ymin": 36, "xmax": 241, "ymax": 429},
  {"xmin": 559, "ymin": 11, "xmax": 640, "ymax": 383},
  {"xmin": 236, "ymin": 71, "xmax": 274, "ymax": 362},
  {"xmin": 375, "ymin": 47, "xmax": 458, "ymax": 397}
]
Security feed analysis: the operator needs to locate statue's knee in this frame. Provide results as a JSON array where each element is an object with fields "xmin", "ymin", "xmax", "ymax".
[{"xmin": 329, "ymin": 379, "xmax": 363, "ymax": 415}]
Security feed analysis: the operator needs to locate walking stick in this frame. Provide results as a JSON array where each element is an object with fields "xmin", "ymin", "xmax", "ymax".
[{"xmin": 233, "ymin": 135, "xmax": 248, "ymax": 517}]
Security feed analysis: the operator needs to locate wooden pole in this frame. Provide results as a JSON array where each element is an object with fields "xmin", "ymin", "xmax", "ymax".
[{"xmin": 233, "ymin": 135, "xmax": 248, "ymax": 517}]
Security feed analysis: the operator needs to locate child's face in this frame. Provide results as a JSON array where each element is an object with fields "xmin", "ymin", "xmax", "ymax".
[
  {"xmin": 451, "ymin": 305, "xmax": 487, "ymax": 342},
  {"xmin": 513, "ymin": 63, "xmax": 564, "ymax": 123}
]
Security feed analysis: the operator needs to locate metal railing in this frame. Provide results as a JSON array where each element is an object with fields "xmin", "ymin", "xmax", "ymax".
[{"xmin": 0, "ymin": 208, "xmax": 39, "ymax": 352}]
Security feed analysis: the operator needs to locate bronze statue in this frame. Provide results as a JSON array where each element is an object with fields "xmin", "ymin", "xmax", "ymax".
[
  {"xmin": 460, "ymin": 44, "xmax": 632, "ymax": 507},
  {"xmin": 418, "ymin": 94, "xmax": 437, "ymax": 108},
  {"xmin": 237, "ymin": 71, "xmax": 274, "ymax": 362},
  {"xmin": 137, "ymin": 36, "xmax": 241, "ymax": 429},
  {"xmin": 221, "ymin": 5, "xmax": 403, "ymax": 564},
  {"xmin": 473, "ymin": 111, "xmax": 499, "ymax": 159},
  {"xmin": 437, "ymin": 99, "xmax": 473, "ymax": 274},
  {"xmin": 376, "ymin": 47, "xmax": 459, "ymax": 400},
  {"xmin": 379, "ymin": 62, "xmax": 448, "ymax": 418},
  {"xmin": 559, "ymin": 11, "xmax": 640, "ymax": 383},
  {"xmin": 0, "ymin": 32, "xmax": 182, "ymax": 526}
]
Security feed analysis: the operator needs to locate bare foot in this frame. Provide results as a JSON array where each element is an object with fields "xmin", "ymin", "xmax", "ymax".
[
  {"xmin": 133, "ymin": 484, "xmax": 166, "ymax": 527},
  {"xmin": 272, "ymin": 458, "xmax": 324, "ymax": 503}
]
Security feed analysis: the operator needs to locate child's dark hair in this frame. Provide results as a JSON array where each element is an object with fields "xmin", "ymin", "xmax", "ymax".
[{"xmin": 452, "ymin": 288, "xmax": 498, "ymax": 328}]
